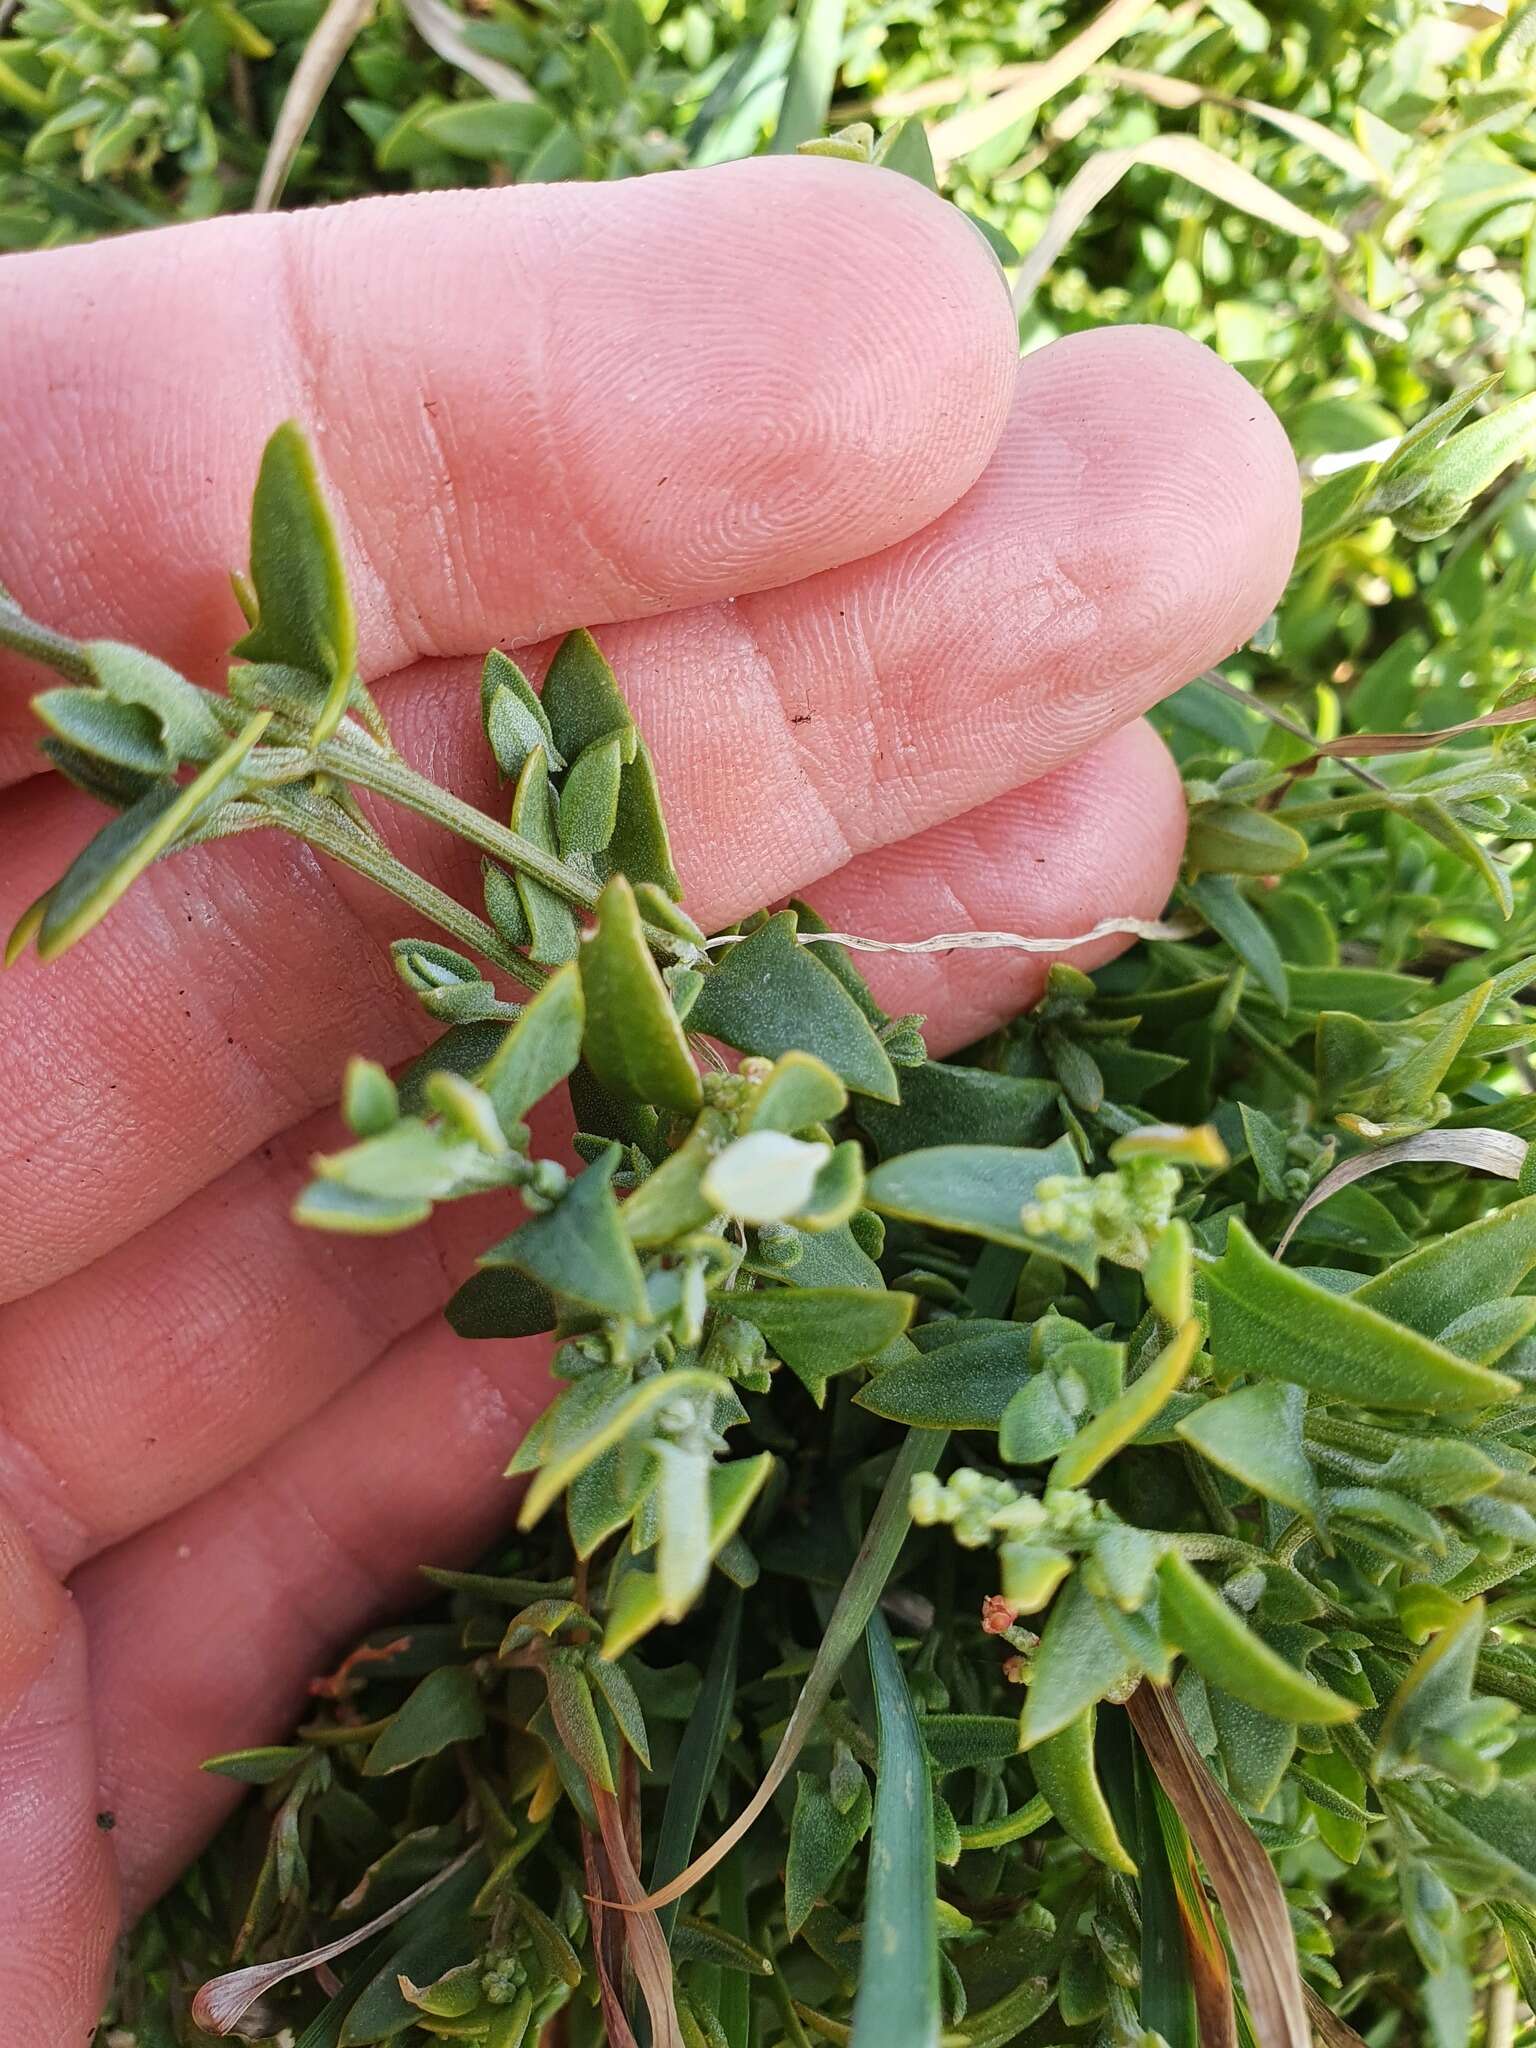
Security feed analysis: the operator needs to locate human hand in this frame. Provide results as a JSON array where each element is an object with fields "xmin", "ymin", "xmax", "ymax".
[{"xmin": 0, "ymin": 155, "xmax": 1296, "ymax": 2035}]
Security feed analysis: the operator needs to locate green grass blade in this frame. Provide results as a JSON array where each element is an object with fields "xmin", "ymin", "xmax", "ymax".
[
  {"xmin": 649, "ymin": 1591, "xmax": 743, "ymax": 1944},
  {"xmin": 770, "ymin": 0, "xmax": 847, "ymax": 153},
  {"xmin": 643, "ymin": 1427, "xmax": 947, "ymax": 1910},
  {"xmin": 849, "ymin": 1610, "xmax": 940, "ymax": 2048}
]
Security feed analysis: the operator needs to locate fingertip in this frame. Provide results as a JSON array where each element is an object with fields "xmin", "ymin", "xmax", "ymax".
[
  {"xmin": 1013, "ymin": 325, "xmax": 1299, "ymax": 705},
  {"xmin": 806, "ymin": 718, "xmax": 1186, "ymax": 1049}
]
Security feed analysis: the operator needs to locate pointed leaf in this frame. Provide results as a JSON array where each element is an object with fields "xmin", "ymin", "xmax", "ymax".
[
  {"xmin": 540, "ymin": 628, "xmax": 633, "ymax": 759},
  {"xmin": 1177, "ymin": 1382, "xmax": 1323, "ymax": 1523},
  {"xmin": 1048, "ymin": 1321, "xmax": 1200, "ymax": 1494},
  {"xmin": 732, "ymin": 1285, "xmax": 915, "ymax": 1403},
  {"xmin": 1202, "ymin": 1221, "xmax": 1517, "ymax": 1412},
  {"xmin": 689, "ymin": 913, "xmax": 898, "ymax": 1102},
  {"xmin": 1020, "ymin": 1575, "xmax": 1138, "ymax": 1750},
  {"xmin": 560, "ymin": 731, "xmax": 626, "ymax": 858},
  {"xmin": 232, "ymin": 422, "xmax": 356, "ymax": 737},
  {"xmin": 858, "ymin": 1323, "xmax": 1031, "ymax": 1430},
  {"xmin": 509, "ymin": 746, "xmax": 579, "ymax": 964},
  {"xmin": 1031, "ymin": 1707, "xmax": 1136, "ymax": 1873},
  {"xmin": 579, "ymin": 875, "xmax": 701, "ymax": 1112},
  {"xmin": 1156, "ymin": 1553, "xmax": 1355, "ymax": 1725},
  {"xmin": 480, "ymin": 1144, "xmax": 647, "ymax": 1320},
  {"xmin": 742, "ymin": 1050, "xmax": 848, "ymax": 1135},
  {"xmin": 363, "ymin": 1666, "xmax": 485, "ymax": 1776}
]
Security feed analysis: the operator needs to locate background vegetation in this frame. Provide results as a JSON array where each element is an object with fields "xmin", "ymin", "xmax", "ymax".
[{"xmin": 10, "ymin": 2, "xmax": 1536, "ymax": 2045}]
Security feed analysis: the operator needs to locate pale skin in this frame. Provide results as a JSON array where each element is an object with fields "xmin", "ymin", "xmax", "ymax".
[{"xmin": 0, "ymin": 155, "xmax": 1299, "ymax": 2032}]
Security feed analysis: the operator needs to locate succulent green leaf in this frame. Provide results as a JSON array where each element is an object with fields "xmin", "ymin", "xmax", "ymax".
[
  {"xmin": 1047, "ymin": 1320, "xmax": 1200, "ymax": 1495},
  {"xmin": 1202, "ymin": 1221, "xmax": 1518, "ymax": 1412},
  {"xmin": 732, "ymin": 1285, "xmax": 916, "ymax": 1403},
  {"xmin": 858, "ymin": 1322, "xmax": 1031, "ymax": 1430},
  {"xmin": 476, "ymin": 961, "xmax": 584, "ymax": 1132},
  {"xmin": 1156, "ymin": 1552, "xmax": 1355, "ymax": 1725},
  {"xmin": 607, "ymin": 736, "xmax": 682, "ymax": 896},
  {"xmin": 1030, "ymin": 1708, "xmax": 1137, "ymax": 1874},
  {"xmin": 480, "ymin": 1143, "xmax": 647, "ymax": 1322},
  {"xmin": 742, "ymin": 1049, "xmax": 849, "ymax": 1134},
  {"xmin": 786, "ymin": 1770, "xmax": 872, "ymax": 1936},
  {"xmin": 579, "ymin": 875, "xmax": 701, "ymax": 1111},
  {"xmin": 83, "ymin": 639, "xmax": 228, "ymax": 759},
  {"xmin": 201, "ymin": 1745, "xmax": 310, "ymax": 1785},
  {"xmin": 362, "ymin": 1666, "xmax": 485, "ymax": 1776},
  {"xmin": 1177, "ymin": 1381, "xmax": 1324, "ymax": 1523},
  {"xmin": 866, "ymin": 1135, "xmax": 1080, "ymax": 1248},
  {"xmin": 540, "ymin": 629, "xmax": 632, "ymax": 760},
  {"xmin": 621, "ymin": 1106, "xmax": 729, "ymax": 1247},
  {"xmin": 515, "ymin": 1367, "xmax": 725, "ymax": 1526},
  {"xmin": 34, "ymin": 711, "xmax": 269, "ymax": 962},
  {"xmin": 1354, "ymin": 1196, "xmax": 1536, "ymax": 1336},
  {"xmin": 545, "ymin": 1647, "xmax": 614, "ymax": 1792},
  {"xmin": 509, "ymin": 746, "xmax": 579, "ymax": 964},
  {"xmin": 232, "ymin": 422, "xmax": 357, "ymax": 739},
  {"xmin": 1020, "ymin": 1574, "xmax": 1138, "ymax": 1750},
  {"xmin": 33, "ymin": 685, "xmax": 173, "ymax": 774},
  {"xmin": 792, "ymin": 1139, "xmax": 865, "ymax": 1232},
  {"xmin": 688, "ymin": 913, "xmax": 899, "ymax": 1103},
  {"xmin": 559, "ymin": 731, "xmax": 626, "ymax": 859},
  {"xmin": 444, "ymin": 1264, "xmax": 556, "ymax": 1340},
  {"xmin": 481, "ymin": 648, "xmax": 560, "ymax": 777},
  {"xmin": 1185, "ymin": 874, "xmax": 1288, "ymax": 1009},
  {"xmin": 854, "ymin": 1060, "xmax": 1056, "ymax": 1156}
]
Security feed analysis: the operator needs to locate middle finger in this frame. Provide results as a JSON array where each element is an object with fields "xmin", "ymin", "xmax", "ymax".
[{"xmin": 0, "ymin": 327, "xmax": 1296, "ymax": 1307}]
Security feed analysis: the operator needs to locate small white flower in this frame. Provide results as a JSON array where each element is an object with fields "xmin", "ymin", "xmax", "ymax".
[{"xmin": 701, "ymin": 1131, "xmax": 831, "ymax": 1224}]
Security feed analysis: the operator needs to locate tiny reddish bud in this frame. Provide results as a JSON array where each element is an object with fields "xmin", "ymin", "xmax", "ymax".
[{"xmin": 982, "ymin": 1594, "xmax": 1021, "ymax": 1634}]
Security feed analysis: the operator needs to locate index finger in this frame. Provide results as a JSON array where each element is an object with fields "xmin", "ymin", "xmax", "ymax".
[{"xmin": 0, "ymin": 157, "xmax": 1016, "ymax": 785}]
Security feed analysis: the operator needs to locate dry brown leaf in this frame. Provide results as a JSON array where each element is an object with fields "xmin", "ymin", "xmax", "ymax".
[
  {"xmin": 398, "ymin": 0, "xmax": 534, "ymax": 101},
  {"xmin": 1277, "ymin": 1127, "xmax": 1528, "ymax": 1256},
  {"xmin": 593, "ymin": 1785, "xmax": 686, "ymax": 2048},
  {"xmin": 192, "ymin": 1846, "xmax": 476, "ymax": 2033},
  {"xmin": 1165, "ymin": 1818, "xmax": 1239, "ymax": 2048},
  {"xmin": 1305, "ymin": 1982, "xmax": 1373, "ymax": 2047},
  {"xmin": 582, "ymin": 1819, "xmax": 642, "ymax": 2048},
  {"xmin": 1309, "ymin": 695, "xmax": 1536, "ymax": 757},
  {"xmin": 1128, "ymin": 1683, "xmax": 1309, "ymax": 2048}
]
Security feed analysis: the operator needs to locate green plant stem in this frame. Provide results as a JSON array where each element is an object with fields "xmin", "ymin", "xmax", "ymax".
[
  {"xmin": 955, "ymin": 1794, "xmax": 1051, "ymax": 1851},
  {"xmin": 0, "ymin": 601, "xmax": 98, "ymax": 684},
  {"xmin": 1199, "ymin": 669, "xmax": 1389, "ymax": 794},
  {"xmin": 259, "ymin": 786, "xmax": 549, "ymax": 991},
  {"xmin": 253, "ymin": 730, "xmax": 698, "ymax": 965}
]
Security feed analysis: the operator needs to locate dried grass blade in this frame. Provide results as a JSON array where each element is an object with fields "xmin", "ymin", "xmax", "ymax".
[
  {"xmin": 1013, "ymin": 135, "xmax": 1348, "ymax": 306},
  {"xmin": 1304, "ymin": 1983, "xmax": 1373, "ymax": 2048},
  {"xmin": 1126, "ymin": 1684, "xmax": 1308, "ymax": 2048},
  {"xmin": 582, "ymin": 1820, "xmax": 642, "ymax": 2048},
  {"xmin": 634, "ymin": 1428, "xmax": 947, "ymax": 1911},
  {"xmin": 253, "ymin": 0, "xmax": 375, "ymax": 210},
  {"xmin": 1310, "ymin": 696, "xmax": 1536, "ymax": 757},
  {"xmin": 1277, "ymin": 1128, "xmax": 1527, "ymax": 1257},
  {"xmin": 1097, "ymin": 64, "xmax": 1380, "ymax": 184},
  {"xmin": 928, "ymin": 0, "xmax": 1156, "ymax": 165},
  {"xmin": 398, "ymin": 0, "xmax": 534, "ymax": 101}
]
